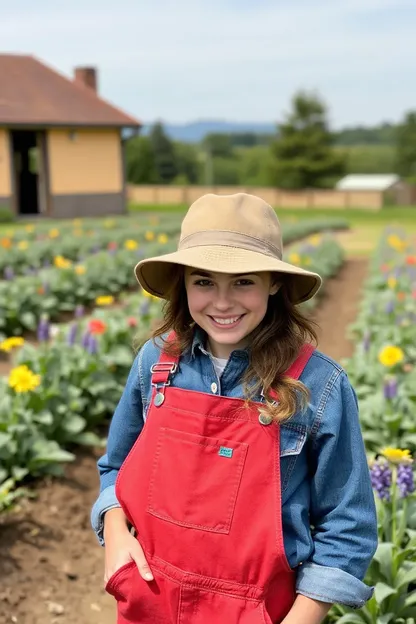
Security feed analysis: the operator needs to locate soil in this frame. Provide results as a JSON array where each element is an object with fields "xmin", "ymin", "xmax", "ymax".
[{"xmin": 0, "ymin": 258, "xmax": 368, "ymax": 624}]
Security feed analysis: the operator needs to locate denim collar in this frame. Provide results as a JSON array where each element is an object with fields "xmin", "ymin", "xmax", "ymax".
[{"xmin": 190, "ymin": 325, "xmax": 249, "ymax": 361}]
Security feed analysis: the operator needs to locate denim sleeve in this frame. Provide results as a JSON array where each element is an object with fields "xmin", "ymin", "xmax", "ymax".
[
  {"xmin": 296, "ymin": 370, "xmax": 378, "ymax": 608},
  {"xmin": 90, "ymin": 350, "xmax": 145, "ymax": 545}
]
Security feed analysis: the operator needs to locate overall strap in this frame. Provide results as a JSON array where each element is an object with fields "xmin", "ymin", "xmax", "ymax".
[
  {"xmin": 150, "ymin": 331, "xmax": 179, "ymax": 387},
  {"xmin": 285, "ymin": 343, "xmax": 315, "ymax": 380}
]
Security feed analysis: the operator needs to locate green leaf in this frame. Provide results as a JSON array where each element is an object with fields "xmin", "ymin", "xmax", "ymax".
[
  {"xmin": 373, "ymin": 542, "xmax": 395, "ymax": 585},
  {"xmin": 404, "ymin": 591, "xmax": 416, "ymax": 607},
  {"xmin": 374, "ymin": 582, "xmax": 397, "ymax": 605},
  {"xmin": 397, "ymin": 564, "xmax": 416, "ymax": 591},
  {"xmin": 377, "ymin": 615, "xmax": 396, "ymax": 624},
  {"xmin": 62, "ymin": 415, "xmax": 86, "ymax": 435},
  {"xmin": 335, "ymin": 615, "xmax": 366, "ymax": 623},
  {"xmin": 20, "ymin": 311, "xmax": 37, "ymax": 330}
]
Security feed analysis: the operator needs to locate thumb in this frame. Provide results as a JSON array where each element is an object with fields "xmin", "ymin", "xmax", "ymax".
[{"xmin": 131, "ymin": 543, "xmax": 154, "ymax": 582}]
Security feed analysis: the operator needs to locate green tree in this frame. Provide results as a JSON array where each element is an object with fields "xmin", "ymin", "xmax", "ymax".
[
  {"xmin": 173, "ymin": 142, "xmax": 201, "ymax": 183},
  {"xmin": 202, "ymin": 133, "xmax": 233, "ymax": 158},
  {"xmin": 125, "ymin": 136, "xmax": 158, "ymax": 184},
  {"xmin": 395, "ymin": 111, "xmax": 416, "ymax": 178},
  {"xmin": 149, "ymin": 122, "xmax": 178, "ymax": 184},
  {"xmin": 269, "ymin": 91, "xmax": 345, "ymax": 189}
]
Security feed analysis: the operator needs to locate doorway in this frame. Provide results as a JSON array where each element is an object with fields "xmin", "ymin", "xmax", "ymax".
[{"xmin": 10, "ymin": 130, "xmax": 49, "ymax": 216}]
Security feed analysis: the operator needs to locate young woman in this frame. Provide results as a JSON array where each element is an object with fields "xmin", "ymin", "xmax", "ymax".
[{"xmin": 92, "ymin": 193, "xmax": 377, "ymax": 623}]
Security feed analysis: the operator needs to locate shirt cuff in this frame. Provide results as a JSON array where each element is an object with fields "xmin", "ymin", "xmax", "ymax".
[
  {"xmin": 296, "ymin": 562, "xmax": 374, "ymax": 608},
  {"xmin": 90, "ymin": 485, "xmax": 121, "ymax": 546}
]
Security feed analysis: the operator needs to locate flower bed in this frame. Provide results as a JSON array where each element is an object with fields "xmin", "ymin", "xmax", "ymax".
[
  {"xmin": 0, "ymin": 234, "xmax": 344, "ymax": 510},
  {"xmin": 325, "ymin": 230, "xmax": 416, "ymax": 623}
]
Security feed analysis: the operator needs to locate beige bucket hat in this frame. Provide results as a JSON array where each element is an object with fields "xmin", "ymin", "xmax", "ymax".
[{"xmin": 135, "ymin": 193, "xmax": 322, "ymax": 304}]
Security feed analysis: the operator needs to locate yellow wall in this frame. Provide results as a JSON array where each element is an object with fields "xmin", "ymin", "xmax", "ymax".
[
  {"xmin": 0, "ymin": 129, "xmax": 11, "ymax": 196},
  {"xmin": 48, "ymin": 129, "xmax": 123, "ymax": 194}
]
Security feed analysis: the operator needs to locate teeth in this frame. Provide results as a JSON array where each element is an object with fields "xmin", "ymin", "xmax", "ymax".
[{"xmin": 213, "ymin": 316, "xmax": 241, "ymax": 325}]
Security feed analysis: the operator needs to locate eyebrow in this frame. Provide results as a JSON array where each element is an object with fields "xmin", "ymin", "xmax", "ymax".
[{"xmin": 189, "ymin": 270, "xmax": 255, "ymax": 278}]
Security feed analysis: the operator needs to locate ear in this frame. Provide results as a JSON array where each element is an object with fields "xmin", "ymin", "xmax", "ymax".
[{"xmin": 269, "ymin": 281, "xmax": 282, "ymax": 296}]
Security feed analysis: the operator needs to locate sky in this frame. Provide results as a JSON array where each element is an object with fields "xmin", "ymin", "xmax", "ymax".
[{"xmin": 2, "ymin": 0, "xmax": 416, "ymax": 128}]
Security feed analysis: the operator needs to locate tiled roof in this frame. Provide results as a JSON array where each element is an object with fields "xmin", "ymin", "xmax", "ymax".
[{"xmin": 0, "ymin": 54, "xmax": 141, "ymax": 128}]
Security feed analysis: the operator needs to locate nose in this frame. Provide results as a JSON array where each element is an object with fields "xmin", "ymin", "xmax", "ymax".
[{"xmin": 213, "ymin": 285, "xmax": 234, "ymax": 311}]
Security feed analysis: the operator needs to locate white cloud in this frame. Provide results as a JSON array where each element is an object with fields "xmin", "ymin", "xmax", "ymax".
[{"xmin": 1, "ymin": 0, "xmax": 415, "ymax": 126}]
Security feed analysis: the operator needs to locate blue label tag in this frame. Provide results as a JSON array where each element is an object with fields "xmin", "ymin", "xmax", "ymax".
[{"xmin": 218, "ymin": 446, "xmax": 233, "ymax": 458}]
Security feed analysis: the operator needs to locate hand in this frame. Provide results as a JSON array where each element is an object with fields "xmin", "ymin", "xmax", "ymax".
[
  {"xmin": 104, "ymin": 529, "xmax": 154, "ymax": 583},
  {"xmin": 103, "ymin": 508, "xmax": 153, "ymax": 584}
]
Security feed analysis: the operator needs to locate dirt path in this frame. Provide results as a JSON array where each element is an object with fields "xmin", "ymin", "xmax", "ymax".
[{"xmin": 0, "ymin": 259, "xmax": 368, "ymax": 624}]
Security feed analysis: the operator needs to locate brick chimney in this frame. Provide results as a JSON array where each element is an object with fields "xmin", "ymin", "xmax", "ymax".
[{"xmin": 74, "ymin": 66, "xmax": 98, "ymax": 92}]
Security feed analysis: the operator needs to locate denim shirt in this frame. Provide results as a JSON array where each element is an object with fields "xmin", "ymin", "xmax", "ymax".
[{"xmin": 91, "ymin": 329, "xmax": 378, "ymax": 609}]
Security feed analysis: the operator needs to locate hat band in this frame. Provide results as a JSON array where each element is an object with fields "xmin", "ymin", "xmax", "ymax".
[{"xmin": 179, "ymin": 230, "xmax": 283, "ymax": 260}]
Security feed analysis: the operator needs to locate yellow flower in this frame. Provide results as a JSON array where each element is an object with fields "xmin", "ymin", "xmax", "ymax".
[
  {"xmin": 75, "ymin": 265, "xmax": 86, "ymax": 275},
  {"xmin": 8, "ymin": 365, "xmax": 41, "ymax": 393},
  {"xmin": 95, "ymin": 295, "xmax": 114, "ymax": 306},
  {"xmin": 17, "ymin": 240, "xmax": 29, "ymax": 250},
  {"xmin": 387, "ymin": 234, "xmax": 408, "ymax": 253},
  {"xmin": 387, "ymin": 277, "xmax": 397, "ymax": 289},
  {"xmin": 54, "ymin": 255, "xmax": 72, "ymax": 269},
  {"xmin": 308, "ymin": 234, "xmax": 322, "ymax": 246},
  {"xmin": 145, "ymin": 231, "xmax": 155, "ymax": 241},
  {"xmin": 0, "ymin": 337, "xmax": 25, "ymax": 352},
  {"xmin": 72, "ymin": 219, "xmax": 83, "ymax": 226},
  {"xmin": 381, "ymin": 448, "xmax": 413, "ymax": 465},
  {"xmin": 288, "ymin": 253, "xmax": 301, "ymax": 265},
  {"xmin": 25, "ymin": 224, "xmax": 35, "ymax": 232},
  {"xmin": 49, "ymin": 228, "xmax": 60, "ymax": 239},
  {"xmin": 124, "ymin": 239, "xmax": 138, "ymax": 250},
  {"xmin": 378, "ymin": 345, "xmax": 404, "ymax": 367},
  {"xmin": 158, "ymin": 234, "xmax": 168, "ymax": 244}
]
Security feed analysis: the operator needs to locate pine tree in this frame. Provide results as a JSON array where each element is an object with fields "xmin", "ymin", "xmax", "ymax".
[{"xmin": 269, "ymin": 91, "xmax": 345, "ymax": 189}]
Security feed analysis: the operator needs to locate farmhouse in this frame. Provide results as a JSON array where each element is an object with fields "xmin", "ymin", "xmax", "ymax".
[{"xmin": 0, "ymin": 54, "xmax": 141, "ymax": 218}]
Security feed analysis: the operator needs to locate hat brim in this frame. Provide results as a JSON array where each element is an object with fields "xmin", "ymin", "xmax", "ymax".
[{"xmin": 135, "ymin": 246, "xmax": 322, "ymax": 304}]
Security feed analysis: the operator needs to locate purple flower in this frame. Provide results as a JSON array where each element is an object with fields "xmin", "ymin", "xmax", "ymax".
[
  {"xmin": 363, "ymin": 330, "xmax": 371, "ymax": 352},
  {"xmin": 87, "ymin": 335, "xmax": 98, "ymax": 355},
  {"xmin": 383, "ymin": 377, "xmax": 398, "ymax": 400},
  {"xmin": 385, "ymin": 300, "xmax": 395, "ymax": 314},
  {"xmin": 397, "ymin": 463, "xmax": 415, "ymax": 498},
  {"xmin": 4, "ymin": 266, "xmax": 14, "ymax": 280},
  {"xmin": 42, "ymin": 281, "xmax": 50, "ymax": 295},
  {"xmin": 139, "ymin": 299, "xmax": 150, "ymax": 316},
  {"xmin": 67, "ymin": 323, "xmax": 78, "ymax": 346},
  {"xmin": 75, "ymin": 304, "xmax": 85, "ymax": 318},
  {"xmin": 81, "ymin": 329, "xmax": 91, "ymax": 349},
  {"xmin": 37, "ymin": 317, "xmax": 50, "ymax": 342},
  {"xmin": 370, "ymin": 460, "xmax": 392, "ymax": 500}
]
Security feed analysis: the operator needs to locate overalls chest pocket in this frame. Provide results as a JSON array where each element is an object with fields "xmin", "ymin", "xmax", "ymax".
[
  {"xmin": 280, "ymin": 423, "xmax": 308, "ymax": 493},
  {"xmin": 147, "ymin": 427, "xmax": 248, "ymax": 534}
]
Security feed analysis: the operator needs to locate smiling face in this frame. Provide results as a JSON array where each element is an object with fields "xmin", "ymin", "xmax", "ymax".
[{"xmin": 184, "ymin": 268, "xmax": 280, "ymax": 358}]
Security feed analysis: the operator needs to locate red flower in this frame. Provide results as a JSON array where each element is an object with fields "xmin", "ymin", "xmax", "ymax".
[
  {"xmin": 406, "ymin": 255, "xmax": 416, "ymax": 265},
  {"xmin": 127, "ymin": 316, "xmax": 138, "ymax": 328},
  {"xmin": 107, "ymin": 241, "xmax": 118, "ymax": 250},
  {"xmin": 380, "ymin": 264, "xmax": 390, "ymax": 272},
  {"xmin": 397, "ymin": 292, "xmax": 406, "ymax": 302},
  {"xmin": 88, "ymin": 319, "xmax": 107, "ymax": 334}
]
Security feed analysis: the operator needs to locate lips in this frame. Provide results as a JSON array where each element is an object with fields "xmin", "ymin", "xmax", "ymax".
[{"xmin": 209, "ymin": 315, "xmax": 244, "ymax": 328}]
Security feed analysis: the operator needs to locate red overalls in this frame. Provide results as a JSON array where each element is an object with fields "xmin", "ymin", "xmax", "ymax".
[{"xmin": 106, "ymin": 337, "xmax": 314, "ymax": 623}]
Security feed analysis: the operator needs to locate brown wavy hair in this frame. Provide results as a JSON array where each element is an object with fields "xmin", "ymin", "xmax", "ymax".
[{"xmin": 151, "ymin": 269, "xmax": 318, "ymax": 423}]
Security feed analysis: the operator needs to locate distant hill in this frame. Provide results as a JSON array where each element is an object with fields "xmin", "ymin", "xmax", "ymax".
[
  {"xmin": 140, "ymin": 120, "xmax": 398, "ymax": 146},
  {"xmin": 141, "ymin": 120, "xmax": 276, "ymax": 143}
]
